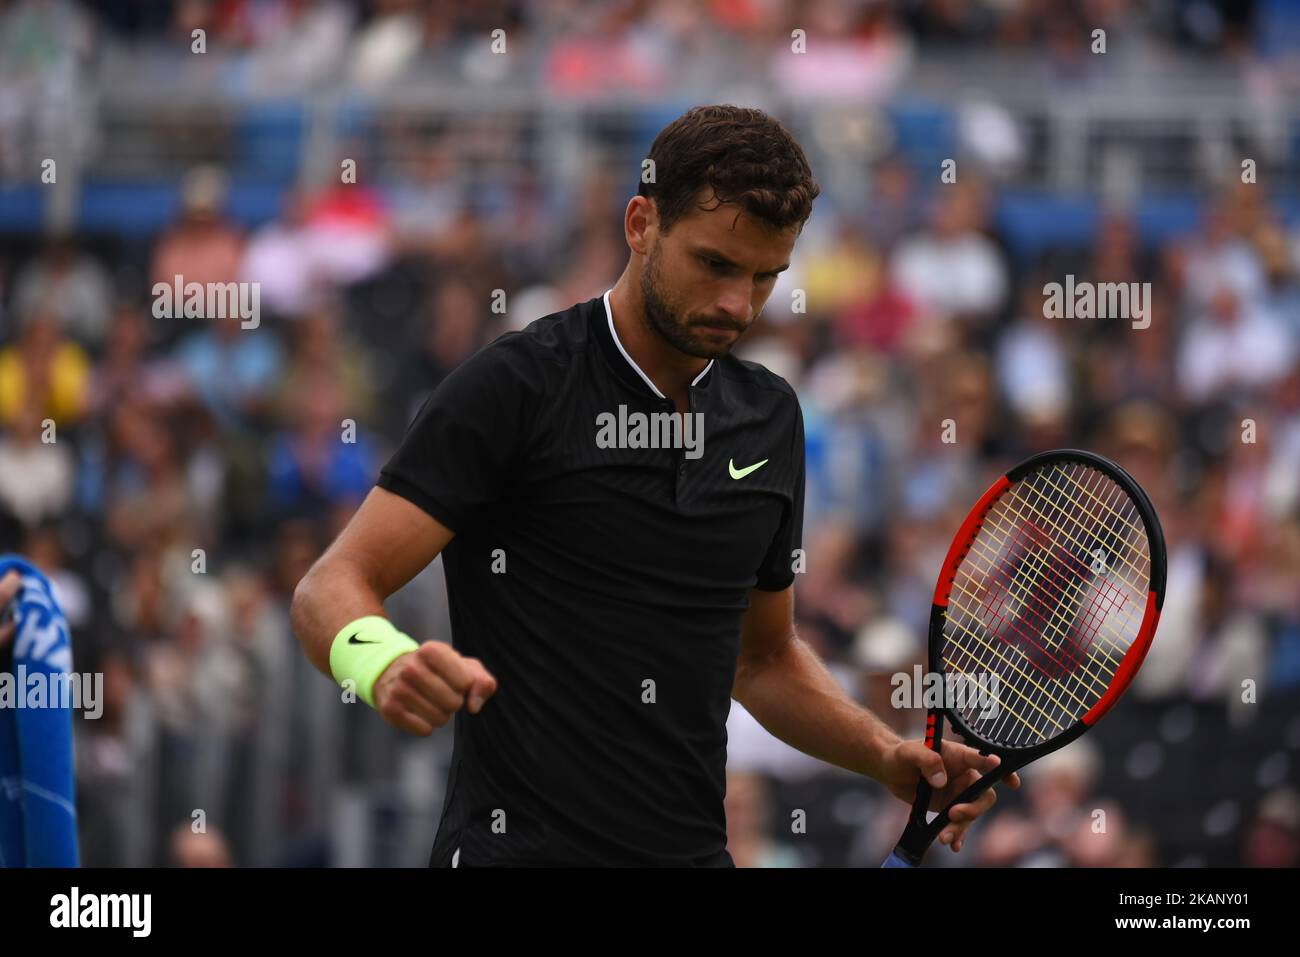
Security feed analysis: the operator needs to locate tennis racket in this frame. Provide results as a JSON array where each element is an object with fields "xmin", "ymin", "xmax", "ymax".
[{"xmin": 881, "ymin": 449, "xmax": 1166, "ymax": 867}]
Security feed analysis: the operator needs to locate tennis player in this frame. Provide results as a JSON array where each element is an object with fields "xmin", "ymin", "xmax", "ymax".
[{"xmin": 291, "ymin": 105, "xmax": 1018, "ymax": 867}]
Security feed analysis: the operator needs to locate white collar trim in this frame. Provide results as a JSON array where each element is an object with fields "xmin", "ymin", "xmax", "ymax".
[{"xmin": 602, "ymin": 289, "xmax": 713, "ymax": 397}]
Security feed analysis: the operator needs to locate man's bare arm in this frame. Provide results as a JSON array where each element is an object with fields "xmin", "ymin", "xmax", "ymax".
[
  {"xmin": 291, "ymin": 486, "xmax": 497, "ymax": 736},
  {"xmin": 732, "ymin": 585, "xmax": 898, "ymax": 778},
  {"xmin": 732, "ymin": 585, "xmax": 1020, "ymax": 852},
  {"xmin": 291, "ymin": 486, "xmax": 454, "ymax": 676}
]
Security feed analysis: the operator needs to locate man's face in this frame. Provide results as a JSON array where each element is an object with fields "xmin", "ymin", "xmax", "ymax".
[{"xmin": 640, "ymin": 197, "xmax": 798, "ymax": 360}]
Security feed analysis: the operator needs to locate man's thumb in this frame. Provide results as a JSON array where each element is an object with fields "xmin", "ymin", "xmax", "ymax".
[
  {"xmin": 910, "ymin": 742, "xmax": 946, "ymax": 788},
  {"xmin": 466, "ymin": 666, "xmax": 497, "ymax": 713}
]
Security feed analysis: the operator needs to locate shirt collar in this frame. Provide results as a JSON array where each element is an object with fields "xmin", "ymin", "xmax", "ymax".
[{"xmin": 599, "ymin": 289, "xmax": 714, "ymax": 398}]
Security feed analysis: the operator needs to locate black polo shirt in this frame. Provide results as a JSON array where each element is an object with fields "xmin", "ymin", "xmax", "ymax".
[{"xmin": 377, "ymin": 290, "xmax": 805, "ymax": 866}]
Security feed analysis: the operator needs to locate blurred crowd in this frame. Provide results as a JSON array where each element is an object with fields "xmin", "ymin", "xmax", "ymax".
[
  {"xmin": 0, "ymin": 0, "xmax": 1285, "ymax": 132},
  {"xmin": 55, "ymin": 0, "xmax": 1278, "ymax": 66},
  {"xmin": 0, "ymin": 0, "xmax": 1297, "ymax": 869}
]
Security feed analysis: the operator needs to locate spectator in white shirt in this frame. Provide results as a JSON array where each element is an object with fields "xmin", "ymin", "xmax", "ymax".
[
  {"xmin": 1176, "ymin": 283, "xmax": 1296, "ymax": 404},
  {"xmin": 890, "ymin": 180, "xmax": 1009, "ymax": 327}
]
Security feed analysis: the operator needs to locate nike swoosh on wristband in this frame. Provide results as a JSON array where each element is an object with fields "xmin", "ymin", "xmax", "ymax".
[
  {"xmin": 347, "ymin": 633, "xmax": 379, "ymax": 645},
  {"xmin": 728, "ymin": 458, "xmax": 769, "ymax": 480}
]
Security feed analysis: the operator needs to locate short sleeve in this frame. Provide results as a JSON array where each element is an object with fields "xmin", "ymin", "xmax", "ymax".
[
  {"xmin": 754, "ymin": 395, "xmax": 806, "ymax": 592},
  {"xmin": 377, "ymin": 336, "xmax": 539, "ymax": 533}
]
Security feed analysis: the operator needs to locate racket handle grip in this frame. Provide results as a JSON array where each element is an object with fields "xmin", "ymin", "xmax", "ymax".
[
  {"xmin": 893, "ymin": 776, "xmax": 935, "ymax": 860},
  {"xmin": 909, "ymin": 774, "xmax": 934, "ymax": 822},
  {"xmin": 889, "ymin": 717, "xmax": 943, "ymax": 864}
]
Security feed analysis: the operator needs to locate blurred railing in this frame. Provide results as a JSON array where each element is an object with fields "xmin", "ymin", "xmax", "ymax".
[{"xmin": 7, "ymin": 46, "xmax": 1299, "ymax": 206}]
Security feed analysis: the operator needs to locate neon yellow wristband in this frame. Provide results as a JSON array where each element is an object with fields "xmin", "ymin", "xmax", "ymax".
[{"xmin": 329, "ymin": 616, "xmax": 420, "ymax": 708}]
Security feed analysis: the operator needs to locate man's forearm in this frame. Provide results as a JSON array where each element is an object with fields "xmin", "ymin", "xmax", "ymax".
[
  {"xmin": 733, "ymin": 636, "xmax": 901, "ymax": 782},
  {"xmin": 290, "ymin": 559, "xmax": 388, "ymax": 677}
]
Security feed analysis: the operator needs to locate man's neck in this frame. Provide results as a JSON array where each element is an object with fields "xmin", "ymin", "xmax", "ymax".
[{"xmin": 608, "ymin": 277, "xmax": 708, "ymax": 412}]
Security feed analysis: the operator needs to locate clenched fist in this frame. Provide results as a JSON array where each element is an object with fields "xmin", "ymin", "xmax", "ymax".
[{"xmin": 373, "ymin": 641, "xmax": 498, "ymax": 736}]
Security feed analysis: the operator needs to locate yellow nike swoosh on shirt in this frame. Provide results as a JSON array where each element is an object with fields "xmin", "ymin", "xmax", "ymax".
[{"xmin": 728, "ymin": 458, "xmax": 769, "ymax": 480}]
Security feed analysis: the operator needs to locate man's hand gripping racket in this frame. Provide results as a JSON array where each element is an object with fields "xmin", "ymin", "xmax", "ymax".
[{"xmin": 882, "ymin": 449, "xmax": 1166, "ymax": 867}]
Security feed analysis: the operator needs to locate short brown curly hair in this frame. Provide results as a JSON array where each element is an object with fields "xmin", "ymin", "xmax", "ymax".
[{"xmin": 637, "ymin": 104, "xmax": 820, "ymax": 235}]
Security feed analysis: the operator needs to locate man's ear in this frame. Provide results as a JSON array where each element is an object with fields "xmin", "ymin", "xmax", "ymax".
[{"xmin": 625, "ymin": 196, "xmax": 659, "ymax": 256}]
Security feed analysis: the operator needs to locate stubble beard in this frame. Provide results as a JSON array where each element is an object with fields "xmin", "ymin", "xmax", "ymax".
[{"xmin": 639, "ymin": 243, "xmax": 743, "ymax": 361}]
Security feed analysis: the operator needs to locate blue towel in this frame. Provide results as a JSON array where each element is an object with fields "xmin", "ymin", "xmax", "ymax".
[{"xmin": 0, "ymin": 555, "xmax": 79, "ymax": 867}]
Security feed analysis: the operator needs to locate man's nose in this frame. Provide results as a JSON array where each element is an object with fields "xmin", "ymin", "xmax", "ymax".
[{"xmin": 716, "ymin": 287, "xmax": 752, "ymax": 322}]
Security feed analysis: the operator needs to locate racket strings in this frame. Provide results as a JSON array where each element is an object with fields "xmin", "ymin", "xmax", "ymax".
[
  {"xmin": 944, "ymin": 577, "xmax": 1096, "ymax": 733},
  {"xmin": 1014, "ymin": 465, "xmax": 1149, "ymax": 666},
  {"xmin": 963, "ymin": 519, "xmax": 1119, "ymax": 682},
  {"xmin": 1031, "ymin": 467, "xmax": 1150, "ymax": 586},
  {"xmin": 965, "ymin": 466, "xmax": 1147, "ymax": 741},
  {"xmin": 949, "ymin": 574, "xmax": 1106, "ymax": 704},
  {"xmin": 940, "ymin": 609, "xmax": 1072, "ymax": 733},
  {"xmin": 963, "ymin": 470, "xmax": 1140, "ymax": 736},
  {"xmin": 984, "ymin": 465, "xmax": 1145, "ymax": 717},
  {"xmin": 948, "ymin": 468, "xmax": 1133, "ymax": 706},
  {"xmin": 982, "ymin": 469, "xmax": 1136, "ymax": 674},
  {"xmin": 989, "ymin": 474, "xmax": 1145, "ymax": 617},
  {"xmin": 1035, "ymin": 462, "xmax": 1150, "ymax": 545},
  {"xmin": 988, "ymin": 465, "xmax": 1143, "ymax": 668},
  {"xmin": 940, "ymin": 462, "xmax": 1152, "ymax": 747},
  {"xmin": 943, "ymin": 578, "xmax": 1096, "ymax": 742}
]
